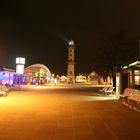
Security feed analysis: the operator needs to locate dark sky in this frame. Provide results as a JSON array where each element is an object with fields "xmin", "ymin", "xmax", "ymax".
[{"xmin": 0, "ymin": 0, "xmax": 140, "ymax": 75}]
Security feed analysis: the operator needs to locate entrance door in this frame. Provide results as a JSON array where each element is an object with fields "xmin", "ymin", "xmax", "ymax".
[{"xmin": 122, "ymin": 73, "xmax": 129, "ymax": 94}]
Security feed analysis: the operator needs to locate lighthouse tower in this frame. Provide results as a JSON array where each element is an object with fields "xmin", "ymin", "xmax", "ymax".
[{"xmin": 67, "ymin": 40, "xmax": 75, "ymax": 83}]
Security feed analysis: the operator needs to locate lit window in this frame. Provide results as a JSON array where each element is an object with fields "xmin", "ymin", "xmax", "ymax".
[
  {"xmin": 134, "ymin": 70, "xmax": 139, "ymax": 75},
  {"xmin": 135, "ymin": 76, "xmax": 140, "ymax": 85},
  {"xmin": 16, "ymin": 65, "xmax": 24, "ymax": 74}
]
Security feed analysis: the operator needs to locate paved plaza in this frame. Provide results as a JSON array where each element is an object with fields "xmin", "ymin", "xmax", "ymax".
[{"xmin": 0, "ymin": 85, "xmax": 140, "ymax": 140}]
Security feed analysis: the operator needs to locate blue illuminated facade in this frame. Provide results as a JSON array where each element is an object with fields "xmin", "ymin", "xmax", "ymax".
[
  {"xmin": 0, "ymin": 64, "xmax": 52, "ymax": 86},
  {"xmin": 0, "ymin": 68, "xmax": 15, "ymax": 85}
]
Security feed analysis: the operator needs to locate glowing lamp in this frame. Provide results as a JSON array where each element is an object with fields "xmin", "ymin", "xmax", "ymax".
[{"xmin": 69, "ymin": 40, "xmax": 74, "ymax": 46}]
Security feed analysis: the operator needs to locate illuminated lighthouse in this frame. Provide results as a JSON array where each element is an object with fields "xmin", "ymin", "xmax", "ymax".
[{"xmin": 67, "ymin": 40, "xmax": 75, "ymax": 83}]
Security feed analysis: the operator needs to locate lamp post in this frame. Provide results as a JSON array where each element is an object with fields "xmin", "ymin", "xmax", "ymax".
[{"xmin": 139, "ymin": 39, "xmax": 140, "ymax": 61}]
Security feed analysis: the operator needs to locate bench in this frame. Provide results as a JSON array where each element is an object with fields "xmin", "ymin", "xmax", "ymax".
[
  {"xmin": 120, "ymin": 88, "xmax": 140, "ymax": 112},
  {"xmin": 119, "ymin": 88, "xmax": 133, "ymax": 101},
  {"xmin": 127, "ymin": 91, "xmax": 140, "ymax": 111},
  {"xmin": 128, "ymin": 95, "xmax": 140, "ymax": 104},
  {"xmin": 0, "ymin": 85, "xmax": 9, "ymax": 97},
  {"xmin": 103, "ymin": 86, "xmax": 115, "ymax": 95},
  {"xmin": 98, "ymin": 86, "xmax": 110, "ymax": 94}
]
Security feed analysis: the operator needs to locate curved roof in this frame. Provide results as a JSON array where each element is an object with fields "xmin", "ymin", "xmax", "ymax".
[{"xmin": 25, "ymin": 64, "xmax": 51, "ymax": 74}]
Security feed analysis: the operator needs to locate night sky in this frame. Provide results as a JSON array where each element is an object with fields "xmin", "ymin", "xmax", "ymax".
[{"xmin": 0, "ymin": 0, "xmax": 140, "ymax": 75}]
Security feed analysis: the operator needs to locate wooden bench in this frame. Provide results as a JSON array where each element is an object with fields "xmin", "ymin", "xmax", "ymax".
[
  {"xmin": 98, "ymin": 86, "xmax": 110, "ymax": 94},
  {"xmin": 119, "ymin": 88, "xmax": 133, "ymax": 101},
  {"xmin": 103, "ymin": 86, "xmax": 115, "ymax": 95},
  {"xmin": 119, "ymin": 88, "xmax": 140, "ymax": 111},
  {"xmin": 128, "ymin": 95, "xmax": 140, "ymax": 104},
  {"xmin": 0, "ymin": 91, "xmax": 7, "ymax": 97},
  {"xmin": 127, "ymin": 91, "xmax": 140, "ymax": 111},
  {"xmin": 0, "ymin": 85, "xmax": 9, "ymax": 97}
]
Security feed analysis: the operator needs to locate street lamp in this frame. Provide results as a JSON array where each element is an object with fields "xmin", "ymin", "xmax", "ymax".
[{"xmin": 138, "ymin": 39, "xmax": 140, "ymax": 61}]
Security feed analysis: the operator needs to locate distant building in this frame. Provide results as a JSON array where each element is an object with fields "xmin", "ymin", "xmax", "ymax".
[
  {"xmin": 67, "ymin": 40, "xmax": 75, "ymax": 83},
  {"xmin": 87, "ymin": 71, "xmax": 112, "ymax": 85},
  {"xmin": 0, "ymin": 64, "xmax": 52, "ymax": 86},
  {"xmin": 24, "ymin": 64, "xmax": 52, "ymax": 85},
  {"xmin": 88, "ymin": 71, "xmax": 100, "ymax": 85},
  {"xmin": 76, "ymin": 75, "xmax": 87, "ymax": 83},
  {"xmin": 60, "ymin": 75, "xmax": 67, "ymax": 83},
  {"xmin": 0, "ymin": 67, "xmax": 15, "ymax": 85}
]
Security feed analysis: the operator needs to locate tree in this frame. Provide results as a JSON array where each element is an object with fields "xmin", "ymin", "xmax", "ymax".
[{"xmin": 98, "ymin": 31, "xmax": 128, "ymax": 88}]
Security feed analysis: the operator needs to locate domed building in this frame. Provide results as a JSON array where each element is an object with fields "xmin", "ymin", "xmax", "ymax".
[{"xmin": 24, "ymin": 64, "xmax": 52, "ymax": 85}]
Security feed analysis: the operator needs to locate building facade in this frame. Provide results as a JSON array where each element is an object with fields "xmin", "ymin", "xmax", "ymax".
[
  {"xmin": 116, "ymin": 61, "xmax": 140, "ymax": 95},
  {"xmin": 76, "ymin": 75, "xmax": 87, "ymax": 83},
  {"xmin": 0, "ymin": 67, "xmax": 15, "ymax": 85},
  {"xmin": 24, "ymin": 64, "xmax": 52, "ymax": 85},
  {"xmin": 67, "ymin": 40, "xmax": 75, "ymax": 83}
]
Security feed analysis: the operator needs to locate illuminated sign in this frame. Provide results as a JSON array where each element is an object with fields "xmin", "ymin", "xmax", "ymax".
[
  {"xmin": 16, "ymin": 57, "xmax": 25, "ymax": 64},
  {"xmin": 16, "ymin": 65, "xmax": 24, "ymax": 74}
]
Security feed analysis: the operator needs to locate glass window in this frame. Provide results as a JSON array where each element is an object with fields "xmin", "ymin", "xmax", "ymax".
[
  {"xmin": 134, "ymin": 70, "xmax": 139, "ymax": 75},
  {"xmin": 134, "ymin": 70, "xmax": 140, "ymax": 85},
  {"xmin": 135, "ymin": 76, "xmax": 140, "ymax": 85}
]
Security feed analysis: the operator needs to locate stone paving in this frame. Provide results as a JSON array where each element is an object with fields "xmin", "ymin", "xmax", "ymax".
[{"xmin": 0, "ymin": 87, "xmax": 140, "ymax": 140}]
